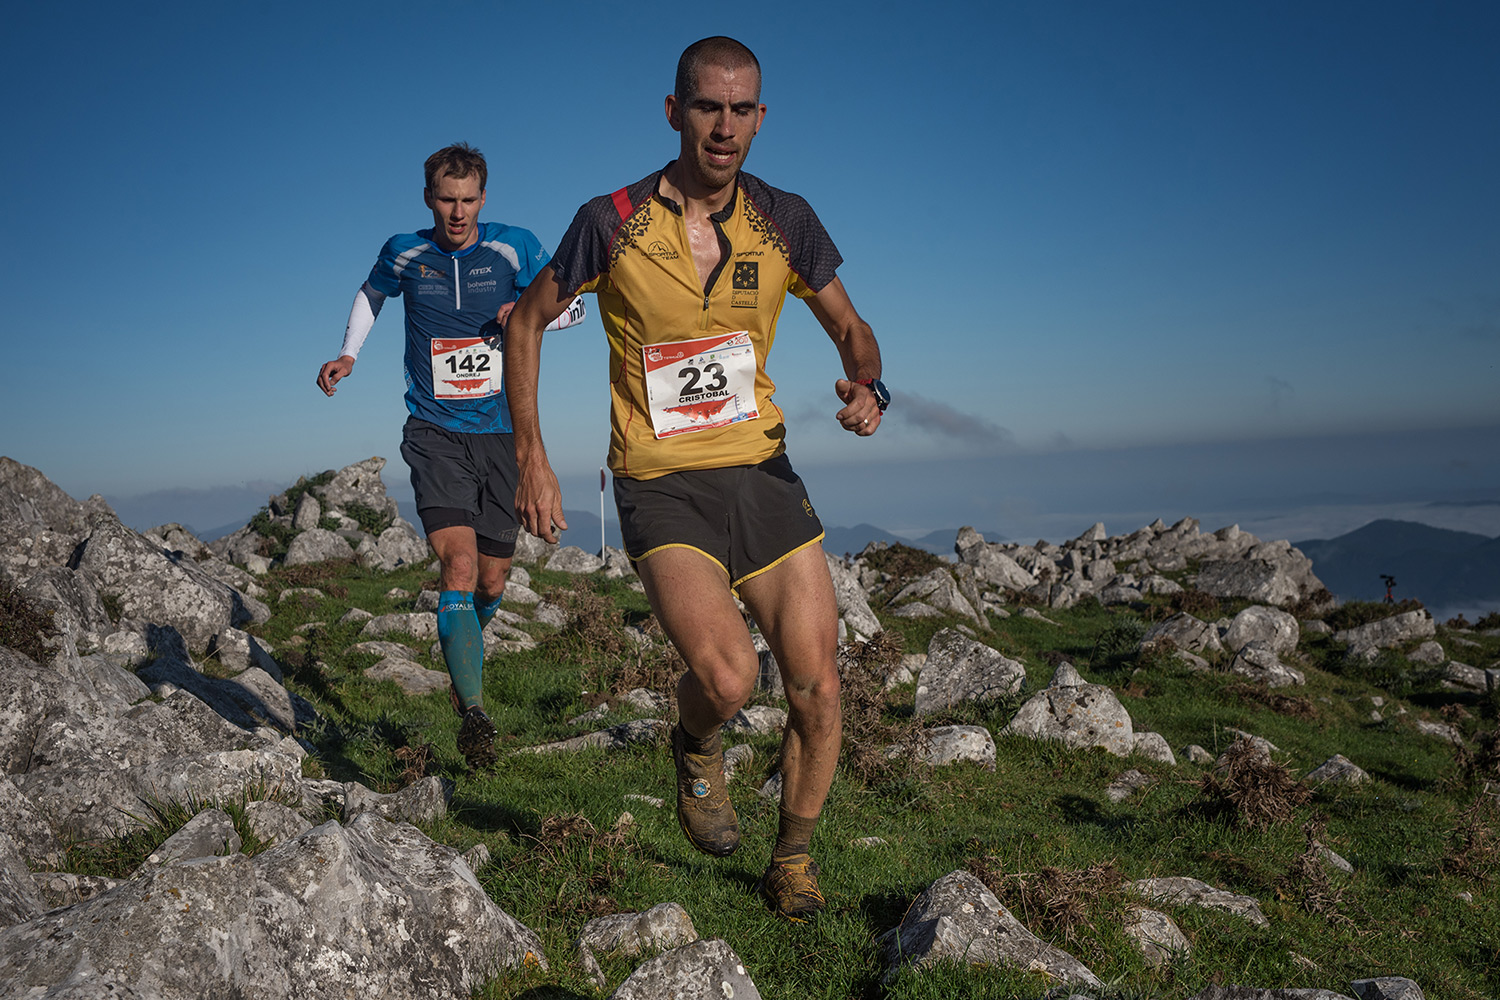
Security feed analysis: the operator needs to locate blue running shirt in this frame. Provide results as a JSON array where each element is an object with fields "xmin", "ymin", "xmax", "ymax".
[{"xmin": 367, "ymin": 222, "xmax": 549, "ymax": 434}]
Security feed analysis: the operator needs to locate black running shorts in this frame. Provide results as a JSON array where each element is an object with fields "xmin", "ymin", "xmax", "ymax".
[
  {"xmin": 399, "ymin": 417, "xmax": 518, "ymax": 558},
  {"xmin": 613, "ymin": 454, "xmax": 825, "ymax": 589}
]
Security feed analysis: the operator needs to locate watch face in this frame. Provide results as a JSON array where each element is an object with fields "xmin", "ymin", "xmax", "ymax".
[{"xmin": 870, "ymin": 379, "xmax": 890, "ymax": 410}]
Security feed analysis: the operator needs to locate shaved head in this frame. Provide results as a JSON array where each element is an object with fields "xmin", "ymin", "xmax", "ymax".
[{"xmin": 675, "ymin": 36, "xmax": 761, "ymax": 103}]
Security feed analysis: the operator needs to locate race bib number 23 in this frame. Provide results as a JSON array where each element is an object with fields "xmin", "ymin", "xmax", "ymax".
[
  {"xmin": 430, "ymin": 338, "xmax": 501, "ymax": 400},
  {"xmin": 643, "ymin": 331, "xmax": 759, "ymax": 439}
]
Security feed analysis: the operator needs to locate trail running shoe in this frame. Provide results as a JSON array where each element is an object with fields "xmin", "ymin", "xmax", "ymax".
[
  {"xmin": 457, "ymin": 706, "xmax": 497, "ymax": 770},
  {"xmin": 671, "ymin": 723, "xmax": 740, "ymax": 857},
  {"xmin": 757, "ymin": 854, "xmax": 826, "ymax": 922}
]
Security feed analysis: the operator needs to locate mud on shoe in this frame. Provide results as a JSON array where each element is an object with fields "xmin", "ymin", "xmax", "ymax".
[
  {"xmin": 671, "ymin": 723, "xmax": 740, "ymax": 857},
  {"xmin": 758, "ymin": 854, "xmax": 826, "ymax": 922},
  {"xmin": 457, "ymin": 706, "xmax": 498, "ymax": 770}
]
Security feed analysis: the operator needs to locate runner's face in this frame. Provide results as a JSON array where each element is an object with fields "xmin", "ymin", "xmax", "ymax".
[
  {"xmin": 671, "ymin": 63, "xmax": 765, "ymax": 191},
  {"xmin": 424, "ymin": 173, "xmax": 486, "ymax": 252}
]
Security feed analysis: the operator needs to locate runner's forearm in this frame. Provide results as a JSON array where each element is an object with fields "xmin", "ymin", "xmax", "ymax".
[{"xmin": 339, "ymin": 283, "xmax": 386, "ymax": 361}]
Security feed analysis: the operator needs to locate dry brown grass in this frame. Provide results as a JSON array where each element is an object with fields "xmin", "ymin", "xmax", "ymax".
[
  {"xmin": 969, "ymin": 856, "xmax": 1127, "ymax": 945},
  {"xmin": 1198, "ymin": 737, "xmax": 1310, "ymax": 830},
  {"xmin": 511, "ymin": 812, "xmax": 636, "ymax": 919},
  {"xmin": 837, "ymin": 631, "xmax": 925, "ymax": 784},
  {"xmin": 394, "ymin": 742, "xmax": 435, "ymax": 787},
  {"xmin": 1225, "ymin": 682, "xmax": 1319, "ymax": 721},
  {"xmin": 1275, "ymin": 820, "xmax": 1352, "ymax": 923},
  {"xmin": 1442, "ymin": 793, "xmax": 1500, "ymax": 886}
]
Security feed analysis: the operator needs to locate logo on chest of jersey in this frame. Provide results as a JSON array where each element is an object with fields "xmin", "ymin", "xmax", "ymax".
[
  {"xmin": 418, "ymin": 264, "xmax": 449, "ymax": 280},
  {"xmin": 731, "ymin": 261, "xmax": 759, "ymax": 308},
  {"xmin": 645, "ymin": 240, "xmax": 679, "ymax": 260},
  {"xmin": 468, "ymin": 265, "xmax": 493, "ymax": 276}
]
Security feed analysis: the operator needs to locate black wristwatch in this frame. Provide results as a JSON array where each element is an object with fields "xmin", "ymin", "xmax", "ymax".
[{"xmin": 856, "ymin": 377, "xmax": 890, "ymax": 412}]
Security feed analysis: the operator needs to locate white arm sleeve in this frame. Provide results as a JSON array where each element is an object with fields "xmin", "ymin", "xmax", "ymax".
[
  {"xmin": 542, "ymin": 295, "xmax": 588, "ymax": 332},
  {"xmin": 338, "ymin": 282, "xmax": 386, "ymax": 360}
]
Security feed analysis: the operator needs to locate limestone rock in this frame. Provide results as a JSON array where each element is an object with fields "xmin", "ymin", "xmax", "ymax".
[
  {"xmin": 1142, "ymin": 613, "xmax": 1223, "ymax": 655},
  {"xmin": 1123, "ymin": 906, "xmax": 1191, "ymax": 968},
  {"xmin": 1107, "ymin": 769, "xmax": 1155, "ymax": 803},
  {"xmin": 608, "ymin": 938, "xmax": 758, "ymax": 1000},
  {"xmin": 292, "ymin": 493, "xmax": 322, "ymax": 531},
  {"xmin": 725, "ymin": 705, "xmax": 788, "ymax": 735},
  {"xmin": 1228, "ymin": 640, "xmax": 1306, "ymax": 688},
  {"xmin": 311, "ymin": 456, "xmax": 400, "ymax": 522},
  {"xmin": 0, "ymin": 832, "xmax": 47, "ymax": 928},
  {"xmin": 141, "ymin": 808, "xmax": 241, "ymax": 868},
  {"xmin": 521, "ymin": 720, "xmax": 668, "ymax": 754},
  {"xmin": 243, "ymin": 800, "xmax": 313, "ymax": 848},
  {"xmin": 282, "ymin": 527, "xmax": 355, "ymax": 567},
  {"xmin": 1306, "ymin": 754, "xmax": 1369, "ymax": 785},
  {"xmin": 360, "ymin": 612, "xmax": 439, "ymax": 641},
  {"xmin": 577, "ymin": 901, "xmax": 698, "ymax": 991},
  {"xmin": 824, "ymin": 550, "xmax": 882, "ymax": 639},
  {"xmin": 1352, "ymin": 977, "xmax": 1425, "ymax": 1000},
  {"xmin": 74, "ymin": 517, "xmax": 254, "ymax": 655},
  {"xmin": 358, "ymin": 518, "xmax": 430, "ymax": 571},
  {"xmin": 891, "ymin": 569, "xmax": 983, "ymax": 624},
  {"xmin": 0, "ymin": 457, "xmax": 102, "ymax": 588},
  {"xmin": 1223, "ymin": 605, "xmax": 1300, "ymax": 656},
  {"xmin": 343, "ymin": 776, "xmax": 452, "ymax": 826},
  {"xmin": 365, "ymin": 657, "xmax": 451, "ymax": 697},
  {"xmin": 895, "ymin": 725, "xmax": 997, "ymax": 769},
  {"xmin": 1, "ymin": 812, "xmax": 546, "ymax": 998},
  {"xmin": 1003, "ymin": 674, "xmax": 1134, "ymax": 756},
  {"xmin": 1334, "ymin": 610, "xmax": 1436, "ymax": 661},
  {"xmin": 1129, "ymin": 875, "xmax": 1269, "ymax": 928},
  {"xmin": 915, "ymin": 629, "xmax": 1026, "ymax": 716},
  {"xmin": 1132, "ymin": 731, "xmax": 1177, "ymax": 765},
  {"xmin": 547, "ymin": 545, "xmax": 606, "ymax": 574},
  {"xmin": 878, "ymin": 870, "xmax": 1101, "ymax": 986}
]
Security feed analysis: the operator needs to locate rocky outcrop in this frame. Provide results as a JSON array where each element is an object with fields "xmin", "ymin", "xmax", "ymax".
[
  {"xmin": 0, "ymin": 813, "xmax": 544, "ymax": 999},
  {"xmin": 914, "ymin": 629, "xmax": 1026, "ymax": 715},
  {"xmin": 1002, "ymin": 662, "xmax": 1135, "ymax": 756},
  {"xmin": 945, "ymin": 518, "xmax": 1327, "ymax": 611},
  {"xmin": 878, "ymin": 870, "xmax": 1101, "ymax": 986}
]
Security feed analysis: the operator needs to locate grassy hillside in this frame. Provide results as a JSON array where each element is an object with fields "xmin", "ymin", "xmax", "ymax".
[{"xmin": 105, "ymin": 553, "xmax": 1500, "ymax": 997}]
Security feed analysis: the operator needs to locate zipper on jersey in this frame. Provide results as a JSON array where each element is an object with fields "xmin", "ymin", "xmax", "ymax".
[{"xmin": 452, "ymin": 255, "xmax": 461, "ymax": 310}]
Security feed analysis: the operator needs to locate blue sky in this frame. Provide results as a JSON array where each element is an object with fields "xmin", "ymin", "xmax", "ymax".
[{"xmin": 2, "ymin": 0, "xmax": 1497, "ymax": 543}]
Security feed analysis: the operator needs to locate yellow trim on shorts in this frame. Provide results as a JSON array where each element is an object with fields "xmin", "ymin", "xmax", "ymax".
[
  {"xmin": 731, "ymin": 531, "xmax": 827, "ymax": 591},
  {"xmin": 631, "ymin": 542, "xmax": 732, "ymax": 580}
]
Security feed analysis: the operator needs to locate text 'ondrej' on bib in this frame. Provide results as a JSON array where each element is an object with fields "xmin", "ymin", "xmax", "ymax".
[
  {"xmin": 643, "ymin": 330, "xmax": 759, "ymax": 439},
  {"xmin": 431, "ymin": 337, "xmax": 502, "ymax": 400}
]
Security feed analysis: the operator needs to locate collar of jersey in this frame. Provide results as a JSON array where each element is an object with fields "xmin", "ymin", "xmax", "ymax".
[
  {"xmin": 416, "ymin": 223, "xmax": 489, "ymax": 257},
  {"xmin": 652, "ymin": 164, "xmax": 739, "ymax": 224}
]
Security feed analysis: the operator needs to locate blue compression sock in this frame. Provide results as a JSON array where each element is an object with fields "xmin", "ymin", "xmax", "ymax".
[
  {"xmin": 437, "ymin": 591, "xmax": 484, "ymax": 711},
  {"xmin": 476, "ymin": 593, "xmax": 504, "ymax": 630}
]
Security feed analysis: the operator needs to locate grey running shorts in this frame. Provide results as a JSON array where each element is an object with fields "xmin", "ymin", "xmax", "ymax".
[
  {"xmin": 399, "ymin": 417, "xmax": 518, "ymax": 558},
  {"xmin": 613, "ymin": 453, "xmax": 825, "ymax": 589}
]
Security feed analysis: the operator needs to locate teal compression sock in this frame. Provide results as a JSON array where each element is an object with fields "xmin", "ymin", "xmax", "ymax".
[
  {"xmin": 437, "ymin": 591, "xmax": 484, "ymax": 711},
  {"xmin": 476, "ymin": 592, "xmax": 504, "ymax": 630}
]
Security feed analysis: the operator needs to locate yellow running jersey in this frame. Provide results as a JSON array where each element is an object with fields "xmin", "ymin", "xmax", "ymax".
[{"xmin": 549, "ymin": 167, "xmax": 843, "ymax": 480}]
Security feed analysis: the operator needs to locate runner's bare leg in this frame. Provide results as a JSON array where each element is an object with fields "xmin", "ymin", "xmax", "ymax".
[
  {"xmin": 640, "ymin": 543, "xmax": 841, "ymax": 818},
  {"xmin": 637, "ymin": 548, "xmax": 760, "ymax": 736},
  {"xmin": 737, "ymin": 544, "xmax": 842, "ymax": 818}
]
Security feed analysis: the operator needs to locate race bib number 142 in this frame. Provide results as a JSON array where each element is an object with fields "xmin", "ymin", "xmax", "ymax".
[
  {"xmin": 430, "ymin": 338, "xmax": 501, "ymax": 400},
  {"xmin": 643, "ymin": 331, "xmax": 759, "ymax": 439}
]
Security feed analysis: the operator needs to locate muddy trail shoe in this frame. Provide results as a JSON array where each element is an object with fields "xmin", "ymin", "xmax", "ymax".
[
  {"xmin": 457, "ymin": 706, "xmax": 498, "ymax": 770},
  {"xmin": 671, "ymin": 724, "xmax": 740, "ymax": 856},
  {"xmin": 758, "ymin": 855, "xmax": 825, "ymax": 922}
]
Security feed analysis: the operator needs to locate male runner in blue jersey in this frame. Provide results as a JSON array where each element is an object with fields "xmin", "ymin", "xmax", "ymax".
[{"xmin": 317, "ymin": 143, "xmax": 584, "ymax": 769}]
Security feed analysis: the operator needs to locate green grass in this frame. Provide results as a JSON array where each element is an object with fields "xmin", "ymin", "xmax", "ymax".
[{"xmin": 73, "ymin": 555, "xmax": 1500, "ymax": 997}]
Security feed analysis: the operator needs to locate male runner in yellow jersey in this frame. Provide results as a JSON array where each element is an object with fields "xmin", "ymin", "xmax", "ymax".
[{"xmin": 505, "ymin": 36, "xmax": 888, "ymax": 920}]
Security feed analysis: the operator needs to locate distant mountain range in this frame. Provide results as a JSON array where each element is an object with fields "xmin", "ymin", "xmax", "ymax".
[{"xmin": 1295, "ymin": 519, "xmax": 1500, "ymax": 618}]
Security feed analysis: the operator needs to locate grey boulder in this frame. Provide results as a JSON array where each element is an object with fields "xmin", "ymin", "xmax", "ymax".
[
  {"xmin": 878, "ymin": 870, "xmax": 1101, "ymax": 986},
  {"xmin": 915, "ymin": 629, "xmax": 1026, "ymax": 715},
  {"xmin": 608, "ymin": 938, "xmax": 759, "ymax": 1000}
]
